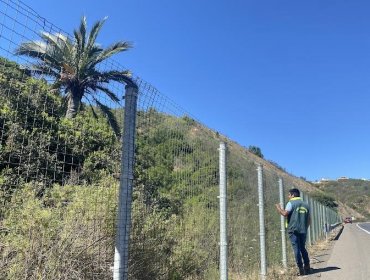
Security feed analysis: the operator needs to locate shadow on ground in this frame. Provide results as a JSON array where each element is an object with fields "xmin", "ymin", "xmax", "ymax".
[
  {"xmin": 309, "ymin": 266, "xmax": 341, "ymax": 275},
  {"xmin": 333, "ymin": 226, "xmax": 344, "ymax": 240}
]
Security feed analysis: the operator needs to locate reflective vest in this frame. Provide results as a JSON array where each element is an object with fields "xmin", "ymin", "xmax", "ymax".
[{"xmin": 286, "ymin": 197, "xmax": 310, "ymax": 234}]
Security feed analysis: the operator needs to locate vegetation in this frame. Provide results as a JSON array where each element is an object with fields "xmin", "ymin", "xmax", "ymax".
[
  {"xmin": 309, "ymin": 192, "xmax": 338, "ymax": 209},
  {"xmin": 316, "ymin": 179, "xmax": 370, "ymax": 219},
  {"xmin": 0, "ymin": 56, "xmax": 321, "ymax": 279},
  {"xmin": 15, "ymin": 16, "xmax": 133, "ymax": 136},
  {"xmin": 247, "ymin": 145, "xmax": 264, "ymax": 158}
]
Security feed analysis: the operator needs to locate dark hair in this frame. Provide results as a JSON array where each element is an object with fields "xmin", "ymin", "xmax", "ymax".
[{"xmin": 289, "ymin": 188, "xmax": 300, "ymax": 197}]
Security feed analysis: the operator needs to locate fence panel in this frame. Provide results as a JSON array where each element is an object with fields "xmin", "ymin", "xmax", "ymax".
[
  {"xmin": 227, "ymin": 146, "xmax": 260, "ymax": 279},
  {"xmin": 129, "ymin": 81, "xmax": 221, "ymax": 279},
  {"xmin": 0, "ymin": 1, "xmax": 343, "ymax": 279},
  {"xmin": 0, "ymin": 1, "xmax": 125, "ymax": 278}
]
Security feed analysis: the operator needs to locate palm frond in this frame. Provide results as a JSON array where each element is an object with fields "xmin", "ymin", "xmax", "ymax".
[
  {"xmin": 93, "ymin": 41, "xmax": 132, "ymax": 66},
  {"xmin": 89, "ymin": 105, "xmax": 99, "ymax": 119},
  {"xmin": 78, "ymin": 16, "xmax": 87, "ymax": 50},
  {"xmin": 95, "ymin": 99, "xmax": 121, "ymax": 137},
  {"xmin": 31, "ymin": 63, "xmax": 60, "ymax": 78},
  {"xmin": 15, "ymin": 41, "xmax": 47, "ymax": 58},
  {"xmin": 86, "ymin": 17, "xmax": 107, "ymax": 53},
  {"xmin": 83, "ymin": 95, "xmax": 100, "ymax": 120},
  {"xmin": 40, "ymin": 32, "xmax": 69, "ymax": 53},
  {"xmin": 74, "ymin": 30, "xmax": 83, "ymax": 58},
  {"xmin": 94, "ymin": 85, "xmax": 120, "ymax": 103},
  {"xmin": 15, "ymin": 41, "xmax": 63, "ymax": 70},
  {"xmin": 89, "ymin": 69, "xmax": 131, "ymax": 83}
]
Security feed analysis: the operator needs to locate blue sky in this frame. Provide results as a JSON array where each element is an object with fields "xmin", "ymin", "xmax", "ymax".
[{"xmin": 15, "ymin": 0, "xmax": 370, "ymax": 181}]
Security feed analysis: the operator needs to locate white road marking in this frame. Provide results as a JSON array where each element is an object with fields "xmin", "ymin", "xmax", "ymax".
[{"xmin": 356, "ymin": 223, "xmax": 370, "ymax": 235}]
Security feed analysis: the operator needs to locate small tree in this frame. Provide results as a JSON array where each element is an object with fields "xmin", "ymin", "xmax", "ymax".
[
  {"xmin": 311, "ymin": 192, "xmax": 338, "ymax": 209},
  {"xmin": 248, "ymin": 145, "xmax": 264, "ymax": 158}
]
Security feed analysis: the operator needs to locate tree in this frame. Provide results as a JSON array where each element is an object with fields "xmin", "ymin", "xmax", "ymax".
[
  {"xmin": 248, "ymin": 145, "xmax": 264, "ymax": 158},
  {"xmin": 311, "ymin": 192, "xmax": 338, "ymax": 209},
  {"xmin": 15, "ymin": 16, "xmax": 133, "ymax": 136}
]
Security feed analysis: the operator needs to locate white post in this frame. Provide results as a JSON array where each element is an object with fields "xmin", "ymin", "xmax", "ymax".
[
  {"xmin": 310, "ymin": 198, "xmax": 316, "ymax": 243},
  {"xmin": 278, "ymin": 178, "xmax": 287, "ymax": 269},
  {"xmin": 219, "ymin": 142, "xmax": 228, "ymax": 280},
  {"xmin": 113, "ymin": 84, "xmax": 138, "ymax": 280},
  {"xmin": 305, "ymin": 196, "xmax": 312, "ymax": 246},
  {"xmin": 257, "ymin": 165, "xmax": 266, "ymax": 279}
]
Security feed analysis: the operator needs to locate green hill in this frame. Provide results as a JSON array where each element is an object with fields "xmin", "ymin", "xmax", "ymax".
[{"xmin": 314, "ymin": 179, "xmax": 370, "ymax": 221}]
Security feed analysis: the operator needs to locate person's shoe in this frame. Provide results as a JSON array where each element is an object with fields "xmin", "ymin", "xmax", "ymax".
[
  {"xmin": 297, "ymin": 267, "xmax": 305, "ymax": 276},
  {"xmin": 304, "ymin": 265, "xmax": 311, "ymax": 275}
]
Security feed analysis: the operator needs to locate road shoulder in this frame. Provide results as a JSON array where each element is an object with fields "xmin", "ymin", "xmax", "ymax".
[{"xmin": 299, "ymin": 225, "xmax": 344, "ymax": 279}]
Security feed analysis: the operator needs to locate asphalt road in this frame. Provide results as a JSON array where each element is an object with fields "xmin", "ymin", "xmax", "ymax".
[
  {"xmin": 357, "ymin": 222, "xmax": 370, "ymax": 234},
  {"xmin": 306, "ymin": 223, "xmax": 370, "ymax": 279}
]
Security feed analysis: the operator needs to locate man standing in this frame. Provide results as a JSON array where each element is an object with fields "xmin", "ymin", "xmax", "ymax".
[{"xmin": 275, "ymin": 188, "xmax": 311, "ymax": 276}]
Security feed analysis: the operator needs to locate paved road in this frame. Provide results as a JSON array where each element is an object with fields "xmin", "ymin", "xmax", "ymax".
[
  {"xmin": 357, "ymin": 222, "xmax": 370, "ymax": 234},
  {"xmin": 306, "ymin": 223, "xmax": 370, "ymax": 279}
]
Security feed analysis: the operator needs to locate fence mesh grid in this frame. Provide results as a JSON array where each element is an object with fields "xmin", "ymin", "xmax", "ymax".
[{"xmin": 0, "ymin": 1, "xmax": 342, "ymax": 279}]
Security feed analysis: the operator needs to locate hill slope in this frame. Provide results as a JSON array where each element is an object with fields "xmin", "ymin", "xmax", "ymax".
[{"xmin": 314, "ymin": 179, "xmax": 370, "ymax": 221}]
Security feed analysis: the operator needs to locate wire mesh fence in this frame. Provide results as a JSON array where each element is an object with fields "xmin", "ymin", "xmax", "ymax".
[
  {"xmin": 129, "ymin": 83, "xmax": 221, "ymax": 279},
  {"xmin": 0, "ymin": 1, "xmax": 343, "ymax": 279},
  {"xmin": 0, "ymin": 0, "xmax": 126, "ymax": 278}
]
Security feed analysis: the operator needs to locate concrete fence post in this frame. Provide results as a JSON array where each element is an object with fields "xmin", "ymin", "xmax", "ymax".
[
  {"xmin": 324, "ymin": 207, "xmax": 328, "ymax": 240},
  {"xmin": 278, "ymin": 178, "xmax": 287, "ymax": 269},
  {"xmin": 113, "ymin": 84, "xmax": 139, "ymax": 280},
  {"xmin": 257, "ymin": 165, "xmax": 266, "ymax": 279},
  {"xmin": 304, "ymin": 194, "xmax": 312, "ymax": 246},
  {"xmin": 219, "ymin": 142, "xmax": 228, "ymax": 280}
]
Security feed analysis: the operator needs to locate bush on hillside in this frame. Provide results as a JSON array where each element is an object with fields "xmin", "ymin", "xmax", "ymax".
[{"xmin": 310, "ymin": 192, "xmax": 338, "ymax": 209}]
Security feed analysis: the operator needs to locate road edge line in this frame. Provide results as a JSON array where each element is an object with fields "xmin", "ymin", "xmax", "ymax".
[{"xmin": 356, "ymin": 223, "xmax": 370, "ymax": 235}]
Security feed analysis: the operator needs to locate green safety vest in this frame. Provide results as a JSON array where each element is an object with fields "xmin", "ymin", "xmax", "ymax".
[{"xmin": 286, "ymin": 197, "xmax": 310, "ymax": 234}]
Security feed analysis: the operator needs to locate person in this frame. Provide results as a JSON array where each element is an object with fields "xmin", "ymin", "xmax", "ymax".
[{"xmin": 275, "ymin": 188, "xmax": 311, "ymax": 276}]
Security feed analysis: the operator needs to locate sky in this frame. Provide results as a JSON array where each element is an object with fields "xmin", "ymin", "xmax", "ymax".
[{"xmin": 11, "ymin": 0, "xmax": 370, "ymax": 181}]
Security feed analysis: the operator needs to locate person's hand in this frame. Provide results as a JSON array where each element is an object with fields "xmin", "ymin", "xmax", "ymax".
[{"xmin": 275, "ymin": 203, "xmax": 281, "ymax": 210}]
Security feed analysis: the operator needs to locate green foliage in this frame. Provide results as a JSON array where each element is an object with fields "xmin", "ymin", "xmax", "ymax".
[
  {"xmin": 15, "ymin": 17, "xmax": 133, "ymax": 135},
  {"xmin": 310, "ymin": 192, "xmax": 338, "ymax": 209},
  {"xmin": 0, "ymin": 57, "xmax": 121, "ymax": 212},
  {"xmin": 317, "ymin": 179, "xmax": 370, "ymax": 219},
  {"xmin": 268, "ymin": 160, "xmax": 286, "ymax": 172},
  {"xmin": 248, "ymin": 145, "xmax": 264, "ymax": 158},
  {"xmin": 1, "ymin": 179, "xmax": 117, "ymax": 279},
  {"xmin": 0, "ymin": 56, "xmax": 305, "ymax": 279}
]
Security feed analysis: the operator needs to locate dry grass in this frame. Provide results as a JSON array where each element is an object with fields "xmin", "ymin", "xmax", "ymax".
[{"xmin": 239, "ymin": 226, "xmax": 344, "ymax": 280}]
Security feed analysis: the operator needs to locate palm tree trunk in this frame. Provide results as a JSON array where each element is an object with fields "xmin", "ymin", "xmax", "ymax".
[{"xmin": 66, "ymin": 92, "xmax": 81, "ymax": 118}]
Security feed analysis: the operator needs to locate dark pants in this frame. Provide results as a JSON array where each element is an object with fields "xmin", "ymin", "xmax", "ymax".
[{"xmin": 289, "ymin": 232, "xmax": 310, "ymax": 268}]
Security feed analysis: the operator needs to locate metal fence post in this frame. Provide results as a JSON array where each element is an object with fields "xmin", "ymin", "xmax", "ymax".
[
  {"xmin": 310, "ymin": 198, "xmax": 315, "ymax": 243},
  {"xmin": 324, "ymin": 207, "xmax": 328, "ymax": 240},
  {"xmin": 319, "ymin": 204, "xmax": 323, "ymax": 239},
  {"xmin": 278, "ymin": 178, "xmax": 287, "ymax": 269},
  {"xmin": 113, "ymin": 84, "xmax": 139, "ymax": 280},
  {"xmin": 257, "ymin": 165, "xmax": 266, "ymax": 279},
  {"xmin": 219, "ymin": 142, "xmax": 228, "ymax": 280},
  {"xmin": 304, "ymin": 195, "xmax": 312, "ymax": 246}
]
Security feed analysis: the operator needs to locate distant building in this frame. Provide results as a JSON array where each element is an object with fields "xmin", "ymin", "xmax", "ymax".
[
  {"xmin": 337, "ymin": 176, "xmax": 348, "ymax": 181},
  {"xmin": 320, "ymin": 178, "xmax": 331, "ymax": 182}
]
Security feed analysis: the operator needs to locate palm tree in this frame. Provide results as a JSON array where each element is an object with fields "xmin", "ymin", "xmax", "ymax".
[{"xmin": 16, "ymin": 16, "xmax": 134, "ymax": 136}]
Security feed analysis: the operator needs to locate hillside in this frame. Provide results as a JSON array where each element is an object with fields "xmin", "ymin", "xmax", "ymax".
[
  {"xmin": 314, "ymin": 179, "xmax": 370, "ymax": 221},
  {"xmin": 0, "ymin": 56, "xmax": 338, "ymax": 279}
]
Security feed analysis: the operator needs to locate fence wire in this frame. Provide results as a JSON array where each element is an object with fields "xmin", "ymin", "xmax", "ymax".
[
  {"xmin": 0, "ymin": 1, "xmax": 342, "ymax": 280},
  {"xmin": 0, "ymin": 0, "xmax": 124, "ymax": 278},
  {"xmin": 227, "ymin": 146, "xmax": 260, "ymax": 278}
]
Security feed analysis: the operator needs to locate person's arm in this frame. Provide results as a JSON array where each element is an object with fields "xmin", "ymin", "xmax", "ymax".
[{"xmin": 275, "ymin": 203, "xmax": 289, "ymax": 217}]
